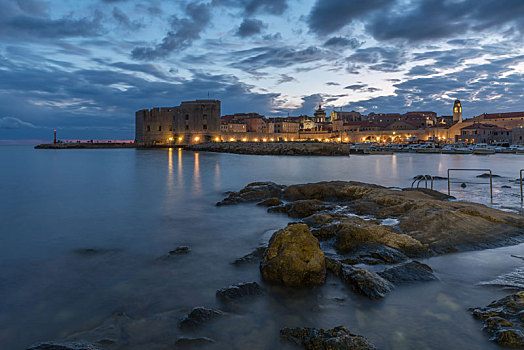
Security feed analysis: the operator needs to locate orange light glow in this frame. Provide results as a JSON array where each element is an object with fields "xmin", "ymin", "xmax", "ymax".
[
  {"xmin": 254, "ymin": 138, "xmax": 258, "ymax": 142},
  {"xmin": 262, "ymin": 138, "xmax": 267, "ymax": 142},
  {"xmin": 242, "ymin": 138, "xmax": 247, "ymax": 142},
  {"xmin": 215, "ymin": 137, "xmax": 220, "ymax": 142},
  {"xmin": 178, "ymin": 137, "xmax": 183, "ymax": 141},
  {"xmin": 229, "ymin": 138, "xmax": 235, "ymax": 142},
  {"xmin": 194, "ymin": 136, "xmax": 200, "ymax": 142}
]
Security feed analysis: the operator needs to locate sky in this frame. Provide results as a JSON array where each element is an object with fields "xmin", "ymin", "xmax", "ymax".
[{"xmin": 0, "ymin": 0, "xmax": 523, "ymax": 141}]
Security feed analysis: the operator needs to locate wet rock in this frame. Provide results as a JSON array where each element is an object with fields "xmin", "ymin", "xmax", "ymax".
[
  {"xmin": 260, "ymin": 224, "xmax": 326, "ymax": 287},
  {"xmin": 461, "ymin": 183, "xmax": 467, "ymax": 188},
  {"xmin": 501, "ymin": 185, "xmax": 511, "ymax": 189},
  {"xmin": 179, "ymin": 307, "xmax": 223, "ymax": 330},
  {"xmin": 326, "ymin": 258, "xmax": 393, "ymax": 299},
  {"xmin": 334, "ymin": 220, "xmax": 428, "ymax": 258},
  {"xmin": 169, "ymin": 246, "xmax": 190, "ymax": 255},
  {"xmin": 267, "ymin": 205, "xmax": 288, "ymax": 214},
  {"xmin": 26, "ymin": 342, "xmax": 102, "ymax": 350},
  {"xmin": 217, "ymin": 182, "xmax": 284, "ymax": 206},
  {"xmin": 283, "ymin": 181, "xmax": 380, "ymax": 202},
  {"xmin": 302, "ymin": 213, "xmax": 343, "ymax": 227},
  {"xmin": 334, "ymin": 243, "xmax": 408, "ymax": 265},
  {"xmin": 233, "ymin": 246, "xmax": 267, "ymax": 265},
  {"xmin": 216, "ymin": 282, "xmax": 264, "ymax": 302},
  {"xmin": 378, "ymin": 261, "xmax": 437, "ymax": 284},
  {"xmin": 174, "ymin": 337, "xmax": 215, "ymax": 349},
  {"xmin": 256, "ymin": 197, "xmax": 283, "ymax": 207},
  {"xmin": 285, "ymin": 199, "xmax": 331, "ymax": 219},
  {"xmin": 280, "ymin": 326, "xmax": 376, "ymax": 350},
  {"xmin": 470, "ymin": 291, "xmax": 524, "ymax": 347}
]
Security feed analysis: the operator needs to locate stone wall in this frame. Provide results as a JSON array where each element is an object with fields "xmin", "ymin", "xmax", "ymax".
[{"xmin": 186, "ymin": 142, "xmax": 351, "ymax": 156}]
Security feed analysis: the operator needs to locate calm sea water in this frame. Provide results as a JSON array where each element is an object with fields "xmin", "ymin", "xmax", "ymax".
[{"xmin": 0, "ymin": 146, "xmax": 523, "ymax": 349}]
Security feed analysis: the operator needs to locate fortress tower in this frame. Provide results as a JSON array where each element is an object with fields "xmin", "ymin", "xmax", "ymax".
[{"xmin": 453, "ymin": 99, "xmax": 462, "ymax": 124}]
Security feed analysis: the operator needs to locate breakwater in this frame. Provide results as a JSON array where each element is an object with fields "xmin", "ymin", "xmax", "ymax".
[
  {"xmin": 35, "ymin": 142, "xmax": 136, "ymax": 149},
  {"xmin": 186, "ymin": 142, "xmax": 351, "ymax": 156}
]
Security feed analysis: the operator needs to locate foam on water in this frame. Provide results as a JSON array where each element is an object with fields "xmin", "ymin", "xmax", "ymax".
[{"xmin": 479, "ymin": 266, "xmax": 524, "ymax": 290}]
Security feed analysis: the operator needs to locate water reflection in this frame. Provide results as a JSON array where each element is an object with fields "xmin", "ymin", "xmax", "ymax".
[
  {"xmin": 193, "ymin": 152, "xmax": 201, "ymax": 194},
  {"xmin": 177, "ymin": 148, "xmax": 184, "ymax": 188}
]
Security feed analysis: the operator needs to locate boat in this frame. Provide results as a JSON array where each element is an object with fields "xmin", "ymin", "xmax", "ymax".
[
  {"xmin": 415, "ymin": 143, "xmax": 441, "ymax": 153},
  {"xmin": 516, "ymin": 147, "xmax": 524, "ymax": 155},
  {"xmin": 472, "ymin": 143, "xmax": 496, "ymax": 155}
]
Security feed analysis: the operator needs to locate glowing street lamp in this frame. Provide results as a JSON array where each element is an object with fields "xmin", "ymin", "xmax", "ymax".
[
  {"xmin": 242, "ymin": 138, "xmax": 247, "ymax": 142},
  {"xmin": 178, "ymin": 137, "xmax": 183, "ymax": 141},
  {"xmin": 229, "ymin": 137, "xmax": 235, "ymax": 142},
  {"xmin": 168, "ymin": 137, "xmax": 174, "ymax": 142},
  {"xmin": 262, "ymin": 138, "xmax": 267, "ymax": 142},
  {"xmin": 254, "ymin": 138, "xmax": 259, "ymax": 142},
  {"xmin": 194, "ymin": 136, "xmax": 200, "ymax": 142}
]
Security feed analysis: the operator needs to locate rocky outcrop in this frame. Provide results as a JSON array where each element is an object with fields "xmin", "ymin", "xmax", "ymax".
[
  {"xmin": 217, "ymin": 182, "xmax": 284, "ymax": 206},
  {"xmin": 221, "ymin": 181, "xmax": 524, "ymax": 254},
  {"xmin": 470, "ymin": 291, "xmax": 524, "ymax": 347},
  {"xmin": 216, "ymin": 282, "xmax": 264, "ymax": 302},
  {"xmin": 169, "ymin": 246, "xmax": 190, "ymax": 255},
  {"xmin": 27, "ymin": 342, "xmax": 102, "ymax": 350},
  {"xmin": 186, "ymin": 142, "xmax": 351, "ymax": 156},
  {"xmin": 331, "ymin": 243, "xmax": 408, "ymax": 265},
  {"xmin": 256, "ymin": 197, "xmax": 283, "ymax": 207},
  {"xmin": 174, "ymin": 337, "xmax": 215, "ymax": 349},
  {"xmin": 283, "ymin": 199, "xmax": 332, "ymax": 219},
  {"xmin": 260, "ymin": 224, "xmax": 326, "ymax": 287},
  {"xmin": 280, "ymin": 326, "xmax": 376, "ymax": 350},
  {"xmin": 178, "ymin": 307, "xmax": 223, "ymax": 329},
  {"xmin": 378, "ymin": 261, "xmax": 437, "ymax": 284},
  {"xmin": 326, "ymin": 258, "xmax": 393, "ymax": 299}
]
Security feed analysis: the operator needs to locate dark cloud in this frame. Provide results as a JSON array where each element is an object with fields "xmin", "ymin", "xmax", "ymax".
[
  {"xmin": 112, "ymin": 7, "xmax": 139, "ymax": 29},
  {"xmin": 1, "ymin": 12, "xmax": 103, "ymax": 39},
  {"xmin": 214, "ymin": 0, "xmax": 288, "ymax": 15},
  {"xmin": 348, "ymin": 47, "xmax": 406, "ymax": 72},
  {"xmin": 325, "ymin": 82, "xmax": 340, "ymax": 86},
  {"xmin": 406, "ymin": 65, "xmax": 436, "ymax": 76},
  {"xmin": 366, "ymin": 0, "xmax": 524, "ymax": 42},
  {"xmin": 345, "ymin": 84, "xmax": 366, "ymax": 90},
  {"xmin": 236, "ymin": 18, "xmax": 266, "ymax": 37},
  {"xmin": 277, "ymin": 74, "xmax": 296, "ymax": 84},
  {"xmin": 307, "ymin": 0, "xmax": 393, "ymax": 36},
  {"xmin": 323, "ymin": 36, "xmax": 361, "ymax": 49},
  {"xmin": 262, "ymin": 32, "xmax": 282, "ymax": 41},
  {"xmin": 131, "ymin": 2, "xmax": 211, "ymax": 60},
  {"xmin": 231, "ymin": 46, "xmax": 329, "ymax": 73}
]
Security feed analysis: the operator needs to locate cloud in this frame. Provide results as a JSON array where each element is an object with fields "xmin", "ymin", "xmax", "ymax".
[
  {"xmin": 0, "ymin": 117, "xmax": 37, "ymax": 129},
  {"xmin": 236, "ymin": 18, "xmax": 266, "ymax": 37},
  {"xmin": 325, "ymin": 82, "xmax": 340, "ymax": 86},
  {"xmin": 112, "ymin": 7, "xmax": 139, "ymax": 29},
  {"xmin": 214, "ymin": 0, "xmax": 288, "ymax": 15},
  {"xmin": 307, "ymin": 0, "xmax": 393, "ymax": 36},
  {"xmin": 323, "ymin": 36, "xmax": 362, "ymax": 49},
  {"xmin": 131, "ymin": 2, "xmax": 211, "ymax": 60},
  {"xmin": 345, "ymin": 84, "xmax": 366, "ymax": 90},
  {"xmin": 277, "ymin": 74, "xmax": 296, "ymax": 84},
  {"xmin": 231, "ymin": 45, "xmax": 330, "ymax": 73},
  {"xmin": 348, "ymin": 47, "xmax": 406, "ymax": 72}
]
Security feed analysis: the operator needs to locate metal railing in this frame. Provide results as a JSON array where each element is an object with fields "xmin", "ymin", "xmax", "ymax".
[
  {"xmin": 520, "ymin": 169, "xmax": 524, "ymax": 203},
  {"xmin": 411, "ymin": 175, "xmax": 434, "ymax": 190},
  {"xmin": 447, "ymin": 168, "xmax": 493, "ymax": 201}
]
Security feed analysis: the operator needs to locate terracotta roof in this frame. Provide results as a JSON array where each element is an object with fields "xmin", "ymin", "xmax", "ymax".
[
  {"xmin": 461, "ymin": 123, "xmax": 509, "ymax": 131},
  {"xmin": 480, "ymin": 112, "xmax": 524, "ymax": 119}
]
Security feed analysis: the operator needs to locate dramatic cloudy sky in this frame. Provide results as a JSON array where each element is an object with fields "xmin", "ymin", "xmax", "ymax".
[{"xmin": 1, "ymin": 0, "xmax": 523, "ymax": 140}]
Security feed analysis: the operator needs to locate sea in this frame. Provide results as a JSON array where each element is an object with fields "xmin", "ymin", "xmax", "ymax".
[{"xmin": 0, "ymin": 145, "xmax": 523, "ymax": 349}]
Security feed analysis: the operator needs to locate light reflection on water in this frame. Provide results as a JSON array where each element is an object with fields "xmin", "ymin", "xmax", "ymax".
[{"xmin": 0, "ymin": 146, "xmax": 522, "ymax": 349}]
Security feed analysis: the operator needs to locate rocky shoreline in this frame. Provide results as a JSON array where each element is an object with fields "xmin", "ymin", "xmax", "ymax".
[
  {"xmin": 186, "ymin": 142, "xmax": 351, "ymax": 156},
  {"xmin": 27, "ymin": 181, "xmax": 524, "ymax": 349}
]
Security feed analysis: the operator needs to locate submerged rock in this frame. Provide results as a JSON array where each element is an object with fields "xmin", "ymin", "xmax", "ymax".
[
  {"xmin": 179, "ymin": 307, "xmax": 223, "ymax": 329},
  {"xmin": 174, "ymin": 337, "xmax": 215, "ymax": 349},
  {"xmin": 260, "ymin": 224, "xmax": 326, "ymax": 287},
  {"xmin": 216, "ymin": 282, "xmax": 264, "ymax": 302},
  {"xmin": 233, "ymin": 246, "xmax": 267, "ymax": 265},
  {"xmin": 169, "ymin": 246, "xmax": 190, "ymax": 255},
  {"xmin": 217, "ymin": 182, "xmax": 284, "ymax": 206},
  {"xmin": 378, "ymin": 261, "xmax": 437, "ymax": 284},
  {"xmin": 470, "ymin": 291, "xmax": 524, "ymax": 347},
  {"xmin": 280, "ymin": 326, "xmax": 376, "ymax": 350},
  {"xmin": 26, "ymin": 342, "xmax": 102, "ymax": 350},
  {"xmin": 326, "ymin": 258, "xmax": 393, "ymax": 299}
]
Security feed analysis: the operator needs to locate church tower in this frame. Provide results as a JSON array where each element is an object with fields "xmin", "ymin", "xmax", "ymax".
[
  {"xmin": 314, "ymin": 104, "xmax": 326, "ymax": 123},
  {"xmin": 453, "ymin": 99, "xmax": 462, "ymax": 124}
]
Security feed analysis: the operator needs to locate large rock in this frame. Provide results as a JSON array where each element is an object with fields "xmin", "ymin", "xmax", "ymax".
[
  {"xmin": 260, "ymin": 224, "xmax": 326, "ymax": 287},
  {"xmin": 470, "ymin": 291, "xmax": 524, "ymax": 347},
  {"xmin": 280, "ymin": 326, "xmax": 376, "ymax": 350},
  {"xmin": 378, "ymin": 261, "xmax": 437, "ymax": 284},
  {"xmin": 178, "ymin": 307, "xmax": 223, "ymax": 329},
  {"xmin": 217, "ymin": 182, "xmax": 284, "ymax": 205},
  {"xmin": 332, "ymin": 243, "xmax": 408, "ymax": 265},
  {"xmin": 326, "ymin": 258, "xmax": 393, "ymax": 299},
  {"xmin": 174, "ymin": 337, "xmax": 215, "ymax": 349}
]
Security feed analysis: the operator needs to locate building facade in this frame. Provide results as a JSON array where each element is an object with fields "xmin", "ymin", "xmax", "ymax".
[{"xmin": 135, "ymin": 99, "xmax": 220, "ymax": 145}]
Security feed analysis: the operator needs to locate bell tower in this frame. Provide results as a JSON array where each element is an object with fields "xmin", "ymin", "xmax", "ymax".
[{"xmin": 453, "ymin": 99, "xmax": 462, "ymax": 124}]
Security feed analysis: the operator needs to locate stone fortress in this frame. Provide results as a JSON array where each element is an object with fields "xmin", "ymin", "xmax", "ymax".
[{"xmin": 135, "ymin": 99, "xmax": 524, "ymax": 146}]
